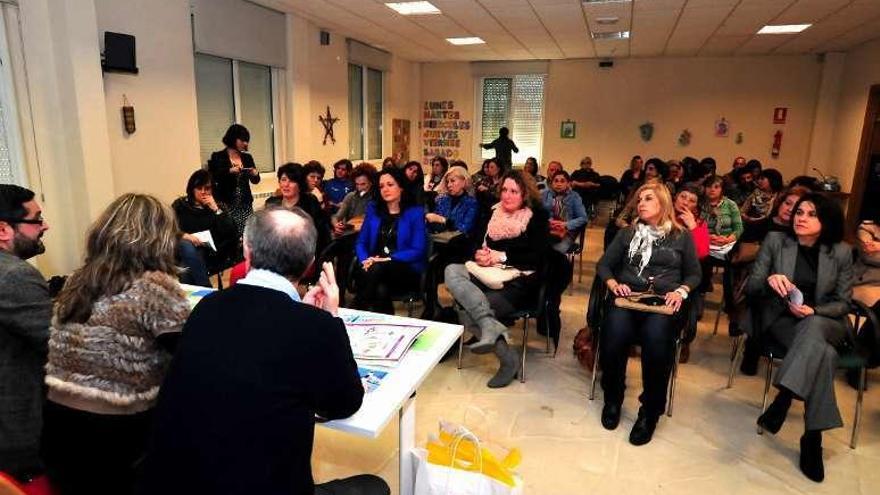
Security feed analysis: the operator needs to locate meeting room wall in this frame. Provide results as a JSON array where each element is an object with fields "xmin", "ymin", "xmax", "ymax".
[
  {"xmin": 421, "ymin": 55, "xmax": 826, "ymax": 182},
  {"xmin": 828, "ymin": 38, "xmax": 880, "ymax": 192},
  {"xmin": 95, "ymin": 0, "xmax": 201, "ymax": 206}
]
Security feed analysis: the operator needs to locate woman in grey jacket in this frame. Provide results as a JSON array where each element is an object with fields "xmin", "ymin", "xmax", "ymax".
[{"xmin": 746, "ymin": 193, "xmax": 853, "ymax": 483}]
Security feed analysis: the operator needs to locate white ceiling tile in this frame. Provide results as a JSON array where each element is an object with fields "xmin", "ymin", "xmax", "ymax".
[
  {"xmin": 737, "ymin": 33, "xmax": 793, "ymax": 54},
  {"xmin": 633, "ymin": 0, "xmax": 684, "ymax": 13},
  {"xmin": 773, "ymin": 0, "xmax": 851, "ymax": 25},
  {"xmin": 699, "ymin": 35, "xmax": 751, "ymax": 56},
  {"xmin": 715, "ymin": 4, "xmax": 791, "ymax": 36}
]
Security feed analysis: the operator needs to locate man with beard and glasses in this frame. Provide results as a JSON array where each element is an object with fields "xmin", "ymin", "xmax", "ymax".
[{"xmin": 0, "ymin": 184, "xmax": 51, "ymax": 483}]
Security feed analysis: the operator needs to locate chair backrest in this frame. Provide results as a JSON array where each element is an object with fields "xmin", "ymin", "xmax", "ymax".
[
  {"xmin": 586, "ymin": 271, "xmax": 609, "ymax": 331},
  {"xmin": 851, "ymin": 299, "xmax": 880, "ymax": 363}
]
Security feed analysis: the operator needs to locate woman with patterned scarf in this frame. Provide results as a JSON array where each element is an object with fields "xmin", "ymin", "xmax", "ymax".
[
  {"xmin": 444, "ymin": 170, "xmax": 549, "ymax": 388},
  {"xmin": 596, "ymin": 182, "xmax": 701, "ymax": 446}
]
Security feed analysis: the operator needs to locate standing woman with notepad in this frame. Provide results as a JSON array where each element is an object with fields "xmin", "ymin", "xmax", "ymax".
[{"xmin": 208, "ymin": 124, "xmax": 261, "ymax": 238}]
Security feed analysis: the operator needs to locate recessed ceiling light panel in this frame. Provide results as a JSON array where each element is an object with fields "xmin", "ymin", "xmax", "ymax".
[
  {"xmin": 385, "ymin": 1, "xmax": 441, "ymax": 16},
  {"xmin": 757, "ymin": 24, "xmax": 811, "ymax": 34},
  {"xmin": 595, "ymin": 16, "xmax": 619, "ymax": 25},
  {"xmin": 446, "ymin": 37, "xmax": 485, "ymax": 45},
  {"xmin": 590, "ymin": 31, "xmax": 630, "ymax": 40}
]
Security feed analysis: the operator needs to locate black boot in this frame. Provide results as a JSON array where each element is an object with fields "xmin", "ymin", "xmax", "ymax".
[
  {"xmin": 740, "ymin": 336, "xmax": 760, "ymax": 376},
  {"xmin": 601, "ymin": 403, "xmax": 622, "ymax": 430},
  {"xmin": 629, "ymin": 409, "xmax": 659, "ymax": 446},
  {"xmin": 799, "ymin": 430, "xmax": 824, "ymax": 482},
  {"xmin": 487, "ymin": 338, "xmax": 520, "ymax": 388},
  {"xmin": 757, "ymin": 390, "xmax": 792, "ymax": 434}
]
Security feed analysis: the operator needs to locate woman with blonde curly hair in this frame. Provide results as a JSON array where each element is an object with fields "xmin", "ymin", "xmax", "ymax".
[
  {"xmin": 596, "ymin": 182, "xmax": 701, "ymax": 445},
  {"xmin": 42, "ymin": 193, "xmax": 190, "ymax": 494}
]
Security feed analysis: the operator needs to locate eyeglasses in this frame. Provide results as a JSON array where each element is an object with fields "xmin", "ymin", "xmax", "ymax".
[{"xmin": 0, "ymin": 216, "xmax": 45, "ymax": 225}]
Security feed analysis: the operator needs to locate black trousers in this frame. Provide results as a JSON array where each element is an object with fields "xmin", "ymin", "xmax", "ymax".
[
  {"xmin": 42, "ymin": 400, "xmax": 152, "ymax": 495},
  {"xmin": 352, "ymin": 260, "xmax": 420, "ymax": 315},
  {"xmin": 600, "ymin": 306, "xmax": 676, "ymax": 417},
  {"xmin": 314, "ymin": 474, "xmax": 390, "ymax": 495}
]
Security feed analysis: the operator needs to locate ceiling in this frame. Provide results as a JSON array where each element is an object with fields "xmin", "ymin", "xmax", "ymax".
[{"xmin": 255, "ymin": 0, "xmax": 880, "ymax": 62}]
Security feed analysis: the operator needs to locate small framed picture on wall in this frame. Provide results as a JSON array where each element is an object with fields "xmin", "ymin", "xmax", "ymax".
[{"xmin": 560, "ymin": 120, "xmax": 576, "ymax": 139}]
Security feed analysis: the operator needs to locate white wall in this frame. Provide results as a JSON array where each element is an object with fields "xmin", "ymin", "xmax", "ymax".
[
  {"xmin": 95, "ymin": 0, "xmax": 201, "ymax": 205},
  {"xmin": 422, "ymin": 55, "xmax": 825, "ymax": 181},
  {"xmin": 829, "ymin": 38, "xmax": 880, "ymax": 191}
]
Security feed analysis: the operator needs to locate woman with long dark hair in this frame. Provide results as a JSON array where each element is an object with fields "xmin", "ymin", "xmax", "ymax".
[{"xmin": 353, "ymin": 168, "xmax": 428, "ymax": 314}]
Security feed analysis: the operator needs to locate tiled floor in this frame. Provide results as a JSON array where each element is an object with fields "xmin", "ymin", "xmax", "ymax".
[{"xmin": 312, "ymin": 226, "xmax": 880, "ymax": 494}]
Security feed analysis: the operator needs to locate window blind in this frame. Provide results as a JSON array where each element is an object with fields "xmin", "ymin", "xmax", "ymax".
[
  {"xmin": 194, "ymin": 54, "xmax": 234, "ymax": 166},
  {"xmin": 238, "ymin": 61, "xmax": 274, "ymax": 172},
  {"xmin": 190, "ymin": 0, "xmax": 286, "ymax": 68},
  {"xmin": 480, "ymin": 75, "xmax": 545, "ymax": 166}
]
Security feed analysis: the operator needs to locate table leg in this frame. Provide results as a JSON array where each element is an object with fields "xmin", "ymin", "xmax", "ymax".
[{"xmin": 399, "ymin": 393, "xmax": 416, "ymax": 495}]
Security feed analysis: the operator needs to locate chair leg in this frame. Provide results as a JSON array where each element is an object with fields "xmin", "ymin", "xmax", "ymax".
[
  {"xmin": 726, "ymin": 335, "xmax": 744, "ymax": 389},
  {"xmin": 567, "ymin": 254, "xmax": 575, "ymax": 295},
  {"xmin": 713, "ymin": 302, "xmax": 722, "ymax": 335},
  {"xmin": 457, "ymin": 332, "xmax": 464, "ymax": 370},
  {"xmin": 667, "ymin": 340, "xmax": 682, "ymax": 417},
  {"xmin": 520, "ymin": 318, "xmax": 528, "ymax": 383},
  {"xmin": 406, "ymin": 300, "xmax": 415, "ymax": 318},
  {"xmin": 757, "ymin": 357, "xmax": 774, "ymax": 435},
  {"xmin": 216, "ymin": 271, "xmax": 224, "ymax": 290},
  {"xmin": 577, "ymin": 248, "xmax": 584, "ymax": 283},
  {"xmin": 851, "ymin": 366, "xmax": 867, "ymax": 449},
  {"xmin": 589, "ymin": 335, "xmax": 601, "ymax": 401}
]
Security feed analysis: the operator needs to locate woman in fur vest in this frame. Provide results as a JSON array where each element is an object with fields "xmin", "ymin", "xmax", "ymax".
[{"xmin": 41, "ymin": 193, "xmax": 190, "ymax": 494}]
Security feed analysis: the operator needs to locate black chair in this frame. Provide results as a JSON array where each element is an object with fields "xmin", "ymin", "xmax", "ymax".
[
  {"xmin": 344, "ymin": 240, "xmax": 435, "ymax": 317},
  {"xmin": 586, "ymin": 273, "xmax": 696, "ymax": 417},
  {"xmin": 456, "ymin": 262, "xmax": 554, "ymax": 383},
  {"xmin": 732, "ymin": 299, "xmax": 879, "ymax": 448},
  {"xmin": 565, "ymin": 226, "xmax": 588, "ymax": 292}
]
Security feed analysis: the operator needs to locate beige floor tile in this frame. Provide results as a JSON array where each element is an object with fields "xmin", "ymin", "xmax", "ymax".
[{"xmin": 313, "ymin": 226, "xmax": 880, "ymax": 494}]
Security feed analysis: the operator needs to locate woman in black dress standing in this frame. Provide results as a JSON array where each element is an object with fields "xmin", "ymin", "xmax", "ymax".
[{"xmin": 208, "ymin": 124, "xmax": 262, "ymax": 237}]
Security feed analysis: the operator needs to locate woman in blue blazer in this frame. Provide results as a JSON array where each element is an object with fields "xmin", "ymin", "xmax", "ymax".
[{"xmin": 354, "ymin": 168, "xmax": 427, "ymax": 314}]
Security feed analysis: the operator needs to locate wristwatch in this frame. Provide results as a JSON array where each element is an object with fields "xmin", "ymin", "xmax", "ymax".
[
  {"xmin": 214, "ymin": 209, "xmax": 223, "ymax": 215},
  {"xmin": 675, "ymin": 287, "xmax": 689, "ymax": 299},
  {"xmin": 499, "ymin": 252, "xmax": 508, "ymax": 264}
]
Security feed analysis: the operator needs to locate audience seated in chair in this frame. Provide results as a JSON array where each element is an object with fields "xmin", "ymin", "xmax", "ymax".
[
  {"xmin": 323, "ymin": 159, "xmax": 354, "ymax": 214},
  {"xmin": 332, "ymin": 163, "xmax": 377, "ymax": 234},
  {"xmin": 139, "ymin": 208, "xmax": 389, "ymax": 495},
  {"xmin": 672, "ymin": 184, "xmax": 709, "ymax": 362},
  {"xmin": 353, "ymin": 168, "xmax": 428, "ymax": 315},
  {"xmin": 423, "ymin": 165, "xmax": 479, "ymax": 318},
  {"xmin": 173, "ymin": 169, "xmax": 239, "ymax": 287},
  {"xmin": 304, "ymin": 160, "xmax": 327, "ymax": 206},
  {"xmin": 444, "ymin": 170, "xmax": 550, "ymax": 388},
  {"xmin": 541, "ymin": 170, "xmax": 587, "ymax": 254},
  {"xmin": 704, "ymin": 175, "xmax": 743, "ymax": 261},
  {"xmin": 522, "ymin": 156, "xmax": 545, "ymax": 190},
  {"xmin": 570, "ymin": 156, "xmax": 601, "ymax": 212},
  {"xmin": 596, "ymin": 182, "xmax": 701, "ymax": 445},
  {"xmin": 0, "ymin": 185, "xmax": 52, "ymax": 484},
  {"xmin": 266, "ymin": 163, "xmax": 332, "ymax": 259},
  {"xmin": 424, "ymin": 155, "xmax": 449, "ymax": 208},
  {"xmin": 741, "ymin": 168, "xmax": 783, "ymax": 225},
  {"xmin": 42, "ymin": 194, "xmax": 190, "ymax": 495},
  {"xmin": 745, "ymin": 193, "xmax": 853, "ymax": 483}
]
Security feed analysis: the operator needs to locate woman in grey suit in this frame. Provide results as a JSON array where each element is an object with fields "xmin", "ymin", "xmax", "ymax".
[{"xmin": 746, "ymin": 193, "xmax": 852, "ymax": 483}]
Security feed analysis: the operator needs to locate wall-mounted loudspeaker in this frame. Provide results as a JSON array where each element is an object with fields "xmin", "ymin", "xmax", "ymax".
[
  {"xmin": 102, "ymin": 32, "xmax": 138, "ymax": 74},
  {"xmin": 320, "ymin": 31, "xmax": 330, "ymax": 46},
  {"xmin": 598, "ymin": 59, "xmax": 614, "ymax": 69}
]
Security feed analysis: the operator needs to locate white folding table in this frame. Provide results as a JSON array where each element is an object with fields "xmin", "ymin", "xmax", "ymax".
[{"xmin": 323, "ymin": 309, "xmax": 462, "ymax": 495}]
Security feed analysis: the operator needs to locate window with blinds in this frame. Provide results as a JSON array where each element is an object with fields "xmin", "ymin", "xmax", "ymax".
[
  {"xmin": 194, "ymin": 53, "xmax": 276, "ymax": 173},
  {"xmin": 348, "ymin": 63, "xmax": 383, "ymax": 161},
  {"xmin": 480, "ymin": 74, "xmax": 546, "ymax": 166}
]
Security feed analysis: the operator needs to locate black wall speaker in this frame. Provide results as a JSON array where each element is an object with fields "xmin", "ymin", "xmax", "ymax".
[
  {"xmin": 102, "ymin": 32, "xmax": 138, "ymax": 74},
  {"xmin": 320, "ymin": 30, "xmax": 330, "ymax": 46},
  {"xmin": 598, "ymin": 59, "xmax": 614, "ymax": 68}
]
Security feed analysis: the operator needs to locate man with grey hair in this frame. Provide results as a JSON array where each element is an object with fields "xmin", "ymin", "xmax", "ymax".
[
  {"xmin": 0, "ymin": 184, "xmax": 51, "ymax": 482},
  {"xmin": 141, "ymin": 208, "xmax": 389, "ymax": 495}
]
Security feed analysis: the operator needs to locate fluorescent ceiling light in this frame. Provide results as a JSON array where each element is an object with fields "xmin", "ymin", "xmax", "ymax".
[
  {"xmin": 591, "ymin": 31, "xmax": 629, "ymax": 40},
  {"xmin": 595, "ymin": 16, "xmax": 619, "ymax": 25},
  {"xmin": 583, "ymin": 0, "xmax": 631, "ymax": 4},
  {"xmin": 757, "ymin": 24, "xmax": 811, "ymax": 34},
  {"xmin": 385, "ymin": 2, "xmax": 441, "ymax": 15},
  {"xmin": 446, "ymin": 37, "xmax": 485, "ymax": 45}
]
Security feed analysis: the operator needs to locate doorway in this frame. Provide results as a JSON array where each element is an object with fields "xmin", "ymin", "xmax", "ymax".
[{"xmin": 848, "ymin": 84, "xmax": 880, "ymax": 233}]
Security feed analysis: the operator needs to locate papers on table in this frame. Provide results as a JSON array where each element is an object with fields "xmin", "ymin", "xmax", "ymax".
[
  {"xmin": 358, "ymin": 366, "xmax": 389, "ymax": 393},
  {"xmin": 346, "ymin": 323, "xmax": 426, "ymax": 368},
  {"xmin": 192, "ymin": 230, "xmax": 217, "ymax": 251}
]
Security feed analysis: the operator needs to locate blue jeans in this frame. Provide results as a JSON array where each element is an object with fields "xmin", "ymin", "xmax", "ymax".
[
  {"xmin": 176, "ymin": 239, "xmax": 211, "ymax": 287},
  {"xmin": 600, "ymin": 306, "xmax": 676, "ymax": 417}
]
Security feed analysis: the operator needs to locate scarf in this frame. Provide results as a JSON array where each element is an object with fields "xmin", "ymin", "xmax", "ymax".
[
  {"xmin": 627, "ymin": 222, "xmax": 669, "ymax": 276},
  {"xmin": 486, "ymin": 205, "xmax": 533, "ymax": 242}
]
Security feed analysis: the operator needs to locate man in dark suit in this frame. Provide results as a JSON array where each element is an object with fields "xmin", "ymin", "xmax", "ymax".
[
  {"xmin": 0, "ymin": 184, "xmax": 51, "ymax": 482},
  {"xmin": 140, "ymin": 208, "xmax": 389, "ymax": 495}
]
